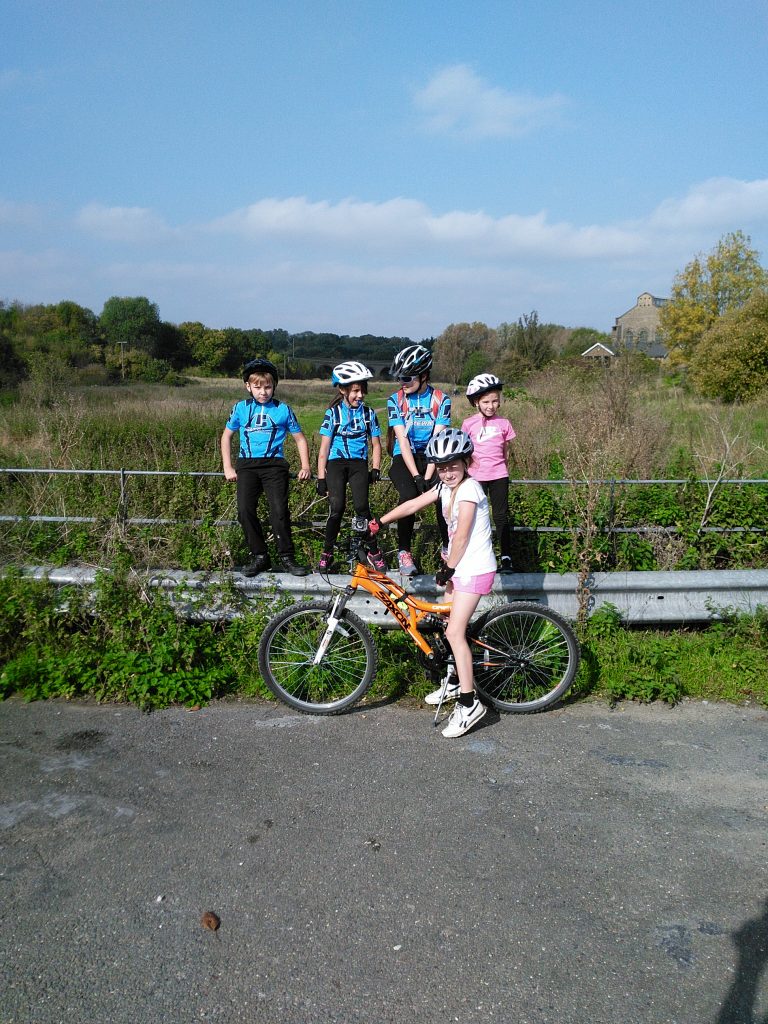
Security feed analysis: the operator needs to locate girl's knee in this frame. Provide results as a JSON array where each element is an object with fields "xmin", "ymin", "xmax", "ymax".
[{"xmin": 445, "ymin": 623, "xmax": 466, "ymax": 647}]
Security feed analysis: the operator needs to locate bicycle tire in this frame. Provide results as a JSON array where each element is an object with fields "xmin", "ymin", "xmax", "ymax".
[
  {"xmin": 257, "ymin": 601, "xmax": 377, "ymax": 714},
  {"xmin": 471, "ymin": 602, "xmax": 580, "ymax": 713}
]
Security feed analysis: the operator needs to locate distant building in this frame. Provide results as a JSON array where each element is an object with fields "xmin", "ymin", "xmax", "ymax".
[
  {"xmin": 611, "ymin": 292, "xmax": 668, "ymax": 359},
  {"xmin": 581, "ymin": 341, "xmax": 615, "ymax": 365}
]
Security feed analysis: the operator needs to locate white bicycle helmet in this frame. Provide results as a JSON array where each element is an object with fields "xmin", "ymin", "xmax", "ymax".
[
  {"xmin": 466, "ymin": 373, "xmax": 502, "ymax": 403},
  {"xmin": 425, "ymin": 428, "xmax": 474, "ymax": 464},
  {"xmin": 389, "ymin": 344, "xmax": 432, "ymax": 379},
  {"xmin": 331, "ymin": 361, "xmax": 374, "ymax": 385}
]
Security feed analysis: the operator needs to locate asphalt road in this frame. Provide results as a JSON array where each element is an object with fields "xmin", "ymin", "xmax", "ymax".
[{"xmin": 1, "ymin": 696, "xmax": 767, "ymax": 1024}]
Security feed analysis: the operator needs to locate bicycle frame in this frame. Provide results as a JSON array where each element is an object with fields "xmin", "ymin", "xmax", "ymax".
[
  {"xmin": 259, "ymin": 537, "xmax": 581, "ymax": 715},
  {"xmin": 340, "ymin": 543, "xmax": 450, "ymax": 655}
]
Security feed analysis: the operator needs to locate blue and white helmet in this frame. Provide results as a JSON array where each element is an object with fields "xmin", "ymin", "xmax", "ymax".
[
  {"xmin": 331, "ymin": 361, "xmax": 374, "ymax": 386},
  {"xmin": 425, "ymin": 428, "xmax": 474, "ymax": 464},
  {"xmin": 466, "ymin": 373, "xmax": 502, "ymax": 403}
]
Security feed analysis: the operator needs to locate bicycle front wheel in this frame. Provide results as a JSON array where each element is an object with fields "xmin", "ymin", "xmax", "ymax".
[
  {"xmin": 257, "ymin": 601, "xmax": 377, "ymax": 714},
  {"xmin": 471, "ymin": 602, "xmax": 580, "ymax": 713}
]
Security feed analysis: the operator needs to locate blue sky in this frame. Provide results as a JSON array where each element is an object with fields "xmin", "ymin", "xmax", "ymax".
[{"xmin": 3, "ymin": 0, "xmax": 768, "ymax": 340}]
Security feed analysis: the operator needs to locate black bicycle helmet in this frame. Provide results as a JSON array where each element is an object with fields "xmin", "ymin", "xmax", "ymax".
[
  {"xmin": 425, "ymin": 428, "xmax": 474, "ymax": 464},
  {"xmin": 389, "ymin": 343, "xmax": 432, "ymax": 379},
  {"xmin": 466, "ymin": 373, "xmax": 503, "ymax": 404},
  {"xmin": 243, "ymin": 357, "xmax": 279, "ymax": 384}
]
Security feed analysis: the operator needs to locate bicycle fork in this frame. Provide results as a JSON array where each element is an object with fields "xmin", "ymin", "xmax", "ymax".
[{"xmin": 311, "ymin": 589, "xmax": 353, "ymax": 666}]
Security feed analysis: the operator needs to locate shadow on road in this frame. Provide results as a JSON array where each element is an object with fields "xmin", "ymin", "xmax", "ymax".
[{"xmin": 716, "ymin": 897, "xmax": 768, "ymax": 1024}]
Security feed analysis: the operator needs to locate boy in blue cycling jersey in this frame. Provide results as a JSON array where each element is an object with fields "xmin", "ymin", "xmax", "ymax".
[
  {"xmin": 220, "ymin": 358, "xmax": 311, "ymax": 576},
  {"xmin": 315, "ymin": 361, "xmax": 386, "ymax": 573}
]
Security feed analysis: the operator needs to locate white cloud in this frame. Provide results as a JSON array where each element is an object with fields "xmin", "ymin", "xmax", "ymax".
[
  {"xmin": 650, "ymin": 177, "xmax": 768, "ymax": 231},
  {"xmin": 208, "ymin": 195, "xmax": 643, "ymax": 260},
  {"xmin": 0, "ymin": 199, "xmax": 46, "ymax": 228},
  {"xmin": 75, "ymin": 202, "xmax": 176, "ymax": 243},
  {"xmin": 413, "ymin": 64, "xmax": 567, "ymax": 140},
  {"xmin": 7, "ymin": 176, "xmax": 768, "ymax": 336}
]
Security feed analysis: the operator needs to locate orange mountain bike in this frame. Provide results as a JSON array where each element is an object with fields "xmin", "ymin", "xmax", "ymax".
[{"xmin": 257, "ymin": 526, "xmax": 580, "ymax": 716}]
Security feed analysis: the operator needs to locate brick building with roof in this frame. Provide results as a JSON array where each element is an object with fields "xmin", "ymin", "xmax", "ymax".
[{"xmin": 610, "ymin": 292, "xmax": 668, "ymax": 359}]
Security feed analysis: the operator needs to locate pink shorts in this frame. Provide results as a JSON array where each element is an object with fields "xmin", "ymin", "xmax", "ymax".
[{"xmin": 451, "ymin": 571, "xmax": 496, "ymax": 595}]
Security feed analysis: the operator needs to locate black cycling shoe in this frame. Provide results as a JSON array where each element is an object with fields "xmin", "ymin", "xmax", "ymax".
[
  {"xmin": 241, "ymin": 554, "xmax": 272, "ymax": 577},
  {"xmin": 278, "ymin": 557, "xmax": 310, "ymax": 577}
]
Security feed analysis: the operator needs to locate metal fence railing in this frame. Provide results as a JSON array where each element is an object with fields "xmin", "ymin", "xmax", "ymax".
[{"xmin": 2, "ymin": 466, "xmax": 768, "ymax": 535}]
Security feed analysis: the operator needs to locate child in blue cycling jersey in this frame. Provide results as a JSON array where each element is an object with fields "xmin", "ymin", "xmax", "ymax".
[
  {"xmin": 316, "ymin": 361, "xmax": 386, "ymax": 573},
  {"xmin": 386, "ymin": 343, "xmax": 451, "ymax": 575},
  {"xmin": 220, "ymin": 358, "xmax": 311, "ymax": 577}
]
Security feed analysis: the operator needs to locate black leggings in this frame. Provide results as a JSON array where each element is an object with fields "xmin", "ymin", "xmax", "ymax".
[
  {"xmin": 388, "ymin": 453, "xmax": 448, "ymax": 551},
  {"xmin": 324, "ymin": 458, "xmax": 371, "ymax": 551},
  {"xmin": 480, "ymin": 477, "xmax": 512, "ymax": 559}
]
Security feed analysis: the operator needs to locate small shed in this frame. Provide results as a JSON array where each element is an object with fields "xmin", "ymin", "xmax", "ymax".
[{"xmin": 581, "ymin": 342, "xmax": 615, "ymax": 365}]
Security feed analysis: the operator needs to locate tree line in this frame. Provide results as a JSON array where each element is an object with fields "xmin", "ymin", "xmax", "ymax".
[
  {"xmin": 3, "ymin": 228, "xmax": 767, "ymax": 400},
  {"xmin": 0, "ymin": 292, "xmax": 612, "ymax": 390},
  {"xmin": 0, "ymin": 296, "xmax": 418, "ymax": 389}
]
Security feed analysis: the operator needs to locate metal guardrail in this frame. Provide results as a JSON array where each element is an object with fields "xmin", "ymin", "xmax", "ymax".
[
  {"xmin": 2, "ymin": 467, "xmax": 768, "ymax": 534},
  {"xmin": 16, "ymin": 564, "xmax": 768, "ymax": 625}
]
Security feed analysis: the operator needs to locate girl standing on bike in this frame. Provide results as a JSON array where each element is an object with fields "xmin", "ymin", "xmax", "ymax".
[
  {"xmin": 369, "ymin": 428, "xmax": 495, "ymax": 738},
  {"xmin": 316, "ymin": 361, "xmax": 386, "ymax": 574}
]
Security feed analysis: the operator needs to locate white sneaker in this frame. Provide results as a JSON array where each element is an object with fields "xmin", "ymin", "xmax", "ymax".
[
  {"xmin": 441, "ymin": 698, "xmax": 487, "ymax": 738},
  {"xmin": 424, "ymin": 676, "xmax": 461, "ymax": 705}
]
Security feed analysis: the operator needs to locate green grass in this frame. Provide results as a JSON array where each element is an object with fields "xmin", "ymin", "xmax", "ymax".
[{"xmin": 2, "ymin": 371, "xmax": 768, "ymax": 572}]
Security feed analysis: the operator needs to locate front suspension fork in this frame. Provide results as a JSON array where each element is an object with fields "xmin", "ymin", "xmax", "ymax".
[{"xmin": 311, "ymin": 589, "xmax": 353, "ymax": 666}]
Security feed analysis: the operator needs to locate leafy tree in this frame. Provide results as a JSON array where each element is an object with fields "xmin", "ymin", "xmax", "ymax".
[
  {"xmin": 660, "ymin": 231, "xmax": 768, "ymax": 364},
  {"xmin": 689, "ymin": 289, "xmax": 768, "ymax": 402},
  {"xmin": 179, "ymin": 322, "xmax": 228, "ymax": 374},
  {"xmin": 433, "ymin": 322, "xmax": 496, "ymax": 386},
  {"xmin": 0, "ymin": 302, "xmax": 26, "ymax": 386},
  {"xmin": 100, "ymin": 296, "xmax": 163, "ymax": 356},
  {"xmin": 498, "ymin": 312, "xmax": 554, "ymax": 379},
  {"xmin": 461, "ymin": 349, "xmax": 490, "ymax": 384}
]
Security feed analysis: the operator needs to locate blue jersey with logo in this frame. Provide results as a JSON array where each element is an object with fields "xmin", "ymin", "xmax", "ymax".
[
  {"xmin": 386, "ymin": 386, "xmax": 451, "ymax": 455},
  {"xmin": 319, "ymin": 402, "xmax": 381, "ymax": 461},
  {"xmin": 226, "ymin": 398, "xmax": 302, "ymax": 459}
]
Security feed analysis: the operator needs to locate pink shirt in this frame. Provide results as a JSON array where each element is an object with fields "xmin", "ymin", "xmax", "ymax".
[{"xmin": 461, "ymin": 412, "xmax": 516, "ymax": 482}]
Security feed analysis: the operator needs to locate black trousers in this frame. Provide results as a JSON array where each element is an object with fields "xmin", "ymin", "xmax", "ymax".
[
  {"xmin": 324, "ymin": 458, "xmax": 371, "ymax": 551},
  {"xmin": 388, "ymin": 452, "xmax": 449, "ymax": 551},
  {"xmin": 236, "ymin": 457, "xmax": 296, "ymax": 559},
  {"xmin": 480, "ymin": 477, "xmax": 512, "ymax": 559}
]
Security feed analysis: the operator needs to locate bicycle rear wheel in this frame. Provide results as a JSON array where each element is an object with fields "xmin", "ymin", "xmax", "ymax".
[
  {"xmin": 471, "ymin": 602, "xmax": 580, "ymax": 713},
  {"xmin": 257, "ymin": 601, "xmax": 377, "ymax": 714}
]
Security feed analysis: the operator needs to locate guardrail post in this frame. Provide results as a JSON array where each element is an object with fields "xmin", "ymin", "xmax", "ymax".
[{"xmin": 118, "ymin": 468, "xmax": 128, "ymax": 534}]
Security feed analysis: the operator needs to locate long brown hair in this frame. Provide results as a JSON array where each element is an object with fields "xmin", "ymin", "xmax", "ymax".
[{"xmin": 442, "ymin": 457, "xmax": 472, "ymax": 526}]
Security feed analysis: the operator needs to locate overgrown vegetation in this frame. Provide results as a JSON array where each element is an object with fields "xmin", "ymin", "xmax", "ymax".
[
  {"xmin": 576, "ymin": 603, "xmax": 768, "ymax": 708},
  {"xmin": 2, "ymin": 365, "xmax": 768, "ymax": 572},
  {"xmin": 1, "ymin": 570, "xmax": 766, "ymax": 711}
]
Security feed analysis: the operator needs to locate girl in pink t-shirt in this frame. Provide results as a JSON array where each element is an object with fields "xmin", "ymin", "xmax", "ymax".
[{"xmin": 461, "ymin": 374, "xmax": 516, "ymax": 572}]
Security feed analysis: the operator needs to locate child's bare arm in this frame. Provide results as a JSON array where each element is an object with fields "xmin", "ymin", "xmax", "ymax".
[
  {"xmin": 292, "ymin": 431, "xmax": 312, "ymax": 481},
  {"xmin": 317, "ymin": 435, "xmax": 331, "ymax": 480},
  {"xmin": 220, "ymin": 428, "xmax": 237, "ymax": 482},
  {"xmin": 381, "ymin": 487, "xmax": 438, "ymax": 524},
  {"xmin": 371, "ymin": 435, "xmax": 382, "ymax": 471}
]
